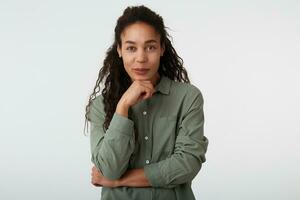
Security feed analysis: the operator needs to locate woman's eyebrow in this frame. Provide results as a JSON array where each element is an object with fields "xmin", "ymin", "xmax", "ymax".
[
  {"xmin": 124, "ymin": 41, "xmax": 136, "ymax": 44},
  {"xmin": 145, "ymin": 40, "xmax": 157, "ymax": 44},
  {"xmin": 124, "ymin": 40, "xmax": 158, "ymax": 44}
]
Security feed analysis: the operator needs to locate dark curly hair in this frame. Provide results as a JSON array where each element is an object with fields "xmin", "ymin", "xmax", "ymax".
[{"xmin": 84, "ymin": 5, "xmax": 190, "ymax": 134}]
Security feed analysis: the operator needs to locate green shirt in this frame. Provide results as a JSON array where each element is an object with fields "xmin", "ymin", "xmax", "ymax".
[{"xmin": 88, "ymin": 75, "xmax": 208, "ymax": 200}]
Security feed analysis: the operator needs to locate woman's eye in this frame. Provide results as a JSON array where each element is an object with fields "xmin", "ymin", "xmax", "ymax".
[
  {"xmin": 126, "ymin": 46, "xmax": 136, "ymax": 51},
  {"xmin": 147, "ymin": 46, "xmax": 156, "ymax": 51}
]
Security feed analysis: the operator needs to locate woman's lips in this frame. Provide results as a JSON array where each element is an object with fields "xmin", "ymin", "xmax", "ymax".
[{"xmin": 132, "ymin": 68, "xmax": 150, "ymax": 75}]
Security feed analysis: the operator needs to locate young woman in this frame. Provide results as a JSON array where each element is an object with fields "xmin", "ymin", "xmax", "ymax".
[{"xmin": 85, "ymin": 5, "xmax": 208, "ymax": 200}]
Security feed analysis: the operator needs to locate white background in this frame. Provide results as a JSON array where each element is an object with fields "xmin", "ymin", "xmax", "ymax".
[{"xmin": 0, "ymin": 0, "xmax": 299, "ymax": 199}]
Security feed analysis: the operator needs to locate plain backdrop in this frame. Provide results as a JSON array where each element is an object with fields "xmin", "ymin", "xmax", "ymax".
[{"xmin": 0, "ymin": 0, "xmax": 299, "ymax": 199}]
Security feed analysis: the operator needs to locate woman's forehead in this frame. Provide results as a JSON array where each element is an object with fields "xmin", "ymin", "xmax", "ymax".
[{"xmin": 120, "ymin": 22, "xmax": 161, "ymax": 44}]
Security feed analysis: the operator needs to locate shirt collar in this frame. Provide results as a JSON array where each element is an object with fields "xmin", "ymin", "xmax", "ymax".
[{"xmin": 154, "ymin": 75, "xmax": 171, "ymax": 95}]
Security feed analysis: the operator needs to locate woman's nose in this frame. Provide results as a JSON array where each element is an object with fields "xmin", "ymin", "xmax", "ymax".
[{"xmin": 136, "ymin": 49, "xmax": 147, "ymax": 63}]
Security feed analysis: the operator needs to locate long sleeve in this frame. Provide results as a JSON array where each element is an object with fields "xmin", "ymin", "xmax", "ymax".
[
  {"xmin": 88, "ymin": 95, "xmax": 135, "ymax": 180},
  {"xmin": 144, "ymin": 90, "xmax": 208, "ymax": 188}
]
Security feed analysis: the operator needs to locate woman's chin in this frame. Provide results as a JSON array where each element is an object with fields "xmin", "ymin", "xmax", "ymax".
[{"xmin": 131, "ymin": 75, "xmax": 151, "ymax": 81}]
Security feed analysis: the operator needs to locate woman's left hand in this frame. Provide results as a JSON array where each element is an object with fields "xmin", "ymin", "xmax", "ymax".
[{"xmin": 91, "ymin": 166, "xmax": 119, "ymax": 188}]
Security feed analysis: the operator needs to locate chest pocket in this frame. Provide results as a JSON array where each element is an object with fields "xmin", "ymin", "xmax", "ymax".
[{"xmin": 152, "ymin": 116, "xmax": 178, "ymax": 162}]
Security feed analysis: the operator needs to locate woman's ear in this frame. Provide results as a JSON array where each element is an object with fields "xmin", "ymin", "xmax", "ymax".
[{"xmin": 117, "ymin": 45, "xmax": 122, "ymax": 58}]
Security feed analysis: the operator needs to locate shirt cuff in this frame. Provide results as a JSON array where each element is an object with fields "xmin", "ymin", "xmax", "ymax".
[
  {"xmin": 106, "ymin": 112, "xmax": 134, "ymax": 137},
  {"xmin": 144, "ymin": 163, "xmax": 166, "ymax": 187}
]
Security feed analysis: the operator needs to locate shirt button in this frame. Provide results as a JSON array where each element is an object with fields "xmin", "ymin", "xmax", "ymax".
[
  {"xmin": 145, "ymin": 160, "xmax": 150, "ymax": 164},
  {"xmin": 144, "ymin": 136, "xmax": 148, "ymax": 140},
  {"xmin": 142, "ymin": 111, "xmax": 147, "ymax": 115}
]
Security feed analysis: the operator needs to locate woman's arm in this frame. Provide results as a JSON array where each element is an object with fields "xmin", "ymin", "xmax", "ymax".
[
  {"xmin": 91, "ymin": 166, "xmax": 150, "ymax": 187},
  {"xmin": 89, "ymin": 96, "xmax": 135, "ymax": 180},
  {"xmin": 89, "ymin": 81, "xmax": 156, "ymax": 181},
  {"xmin": 118, "ymin": 168, "xmax": 151, "ymax": 187}
]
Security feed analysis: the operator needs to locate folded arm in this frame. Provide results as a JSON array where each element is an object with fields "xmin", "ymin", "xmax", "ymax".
[
  {"xmin": 91, "ymin": 166, "xmax": 151, "ymax": 187},
  {"xmin": 89, "ymin": 96, "xmax": 135, "ymax": 180}
]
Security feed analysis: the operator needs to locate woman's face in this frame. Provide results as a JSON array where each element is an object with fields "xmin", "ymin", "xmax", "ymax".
[{"xmin": 117, "ymin": 22, "xmax": 165, "ymax": 85}]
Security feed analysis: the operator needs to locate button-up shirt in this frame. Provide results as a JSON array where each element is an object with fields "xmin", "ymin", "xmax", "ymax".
[{"xmin": 88, "ymin": 75, "xmax": 209, "ymax": 200}]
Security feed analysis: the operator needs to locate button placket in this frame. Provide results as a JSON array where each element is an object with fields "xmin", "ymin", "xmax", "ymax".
[
  {"xmin": 142, "ymin": 102, "xmax": 151, "ymax": 166},
  {"xmin": 141, "ymin": 99, "xmax": 153, "ymax": 166}
]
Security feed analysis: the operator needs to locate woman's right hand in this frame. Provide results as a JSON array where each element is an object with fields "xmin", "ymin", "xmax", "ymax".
[{"xmin": 116, "ymin": 80, "xmax": 155, "ymax": 117}]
